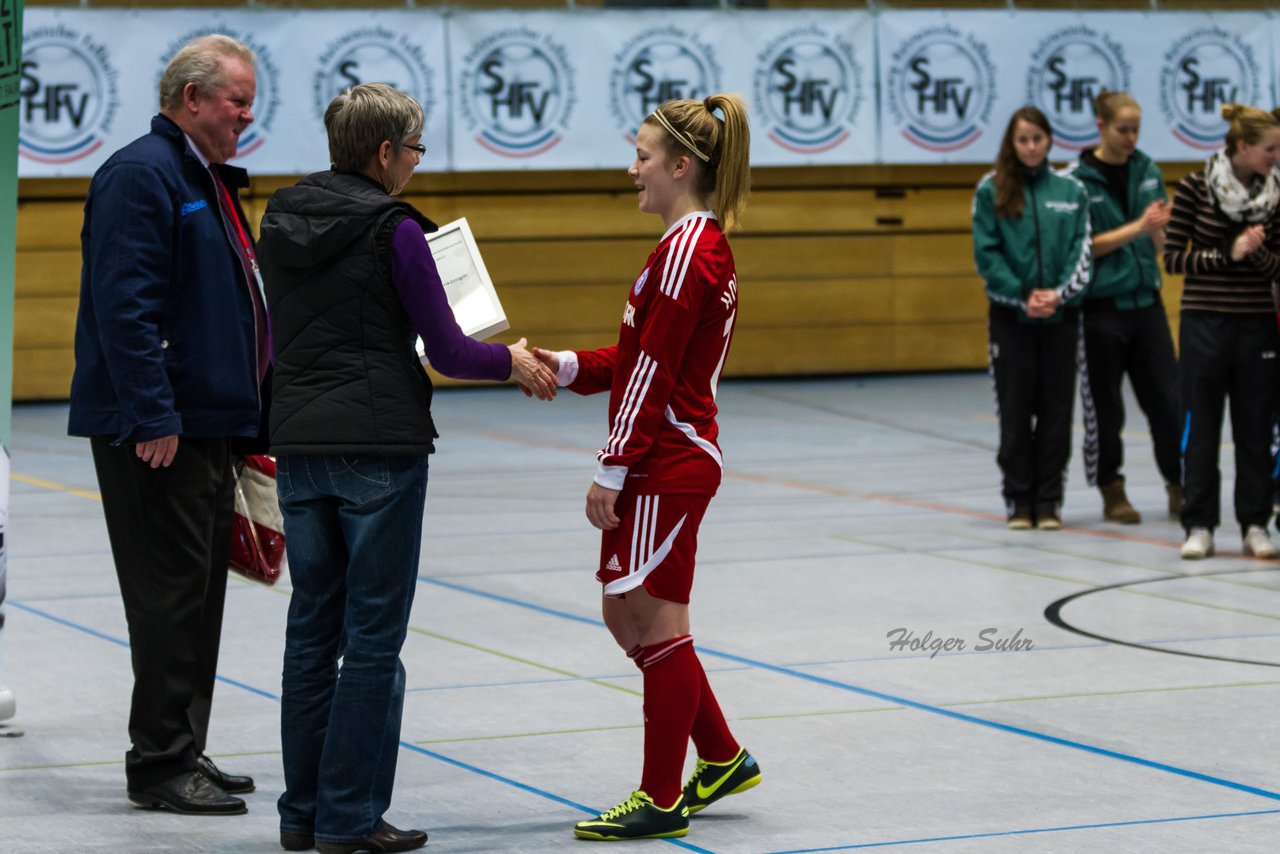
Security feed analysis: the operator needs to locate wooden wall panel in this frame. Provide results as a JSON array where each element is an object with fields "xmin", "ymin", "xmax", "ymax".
[
  {"xmin": 16, "ymin": 250, "xmax": 80, "ymax": 297},
  {"xmin": 13, "ymin": 348, "xmax": 75, "ymax": 401},
  {"xmin": 12, "ymin": 160, "xmax": 1204, "ymax": 399},
  {"xmin": 15, "ymin": 297, "xmax": 78, "ymax": 350}
]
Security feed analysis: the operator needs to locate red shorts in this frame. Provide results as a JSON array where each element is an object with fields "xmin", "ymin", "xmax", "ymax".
[{"xmin": 597, "ymin": 492, "xmax": 710, "ymax": 604}]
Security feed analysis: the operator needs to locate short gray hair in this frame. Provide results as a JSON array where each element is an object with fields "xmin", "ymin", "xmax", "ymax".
[
  {"xmin": 324, "ymin": 83, "xmax": 425, "ymax": 172},
  {"xmin": 159, "ymin": 35, "xmax": 256, "ymax": 111}
]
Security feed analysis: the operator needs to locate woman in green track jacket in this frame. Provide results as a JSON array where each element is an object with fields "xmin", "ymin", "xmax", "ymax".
[
  {"xmin": 973, "ymin": 106, "xmax": 1092, "ymax": 531},
  {"xmin": 1063, "ymin": 91, "xmax": 1181, "ymax": 527}
]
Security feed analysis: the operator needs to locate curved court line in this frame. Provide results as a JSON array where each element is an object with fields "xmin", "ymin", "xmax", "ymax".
[
  {"xmin": 759, "ymin": 807, "xmax": 1280, "ymax": 852},
  {"xmin": 1045, "ymin": 567, "xmax": 1280, "ymax": 668},
  {"xmin": 3, "ymin": 600, "xmax": 713, "ymax": 853},
  {"xmin": 414, "ymin": 577, "xmax": 1280, "ymax": 803}
]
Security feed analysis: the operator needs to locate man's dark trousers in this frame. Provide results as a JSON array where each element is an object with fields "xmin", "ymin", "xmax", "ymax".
[{"xmin": 90, "ymin": 436, "xmax": 234, "ymax": 790}]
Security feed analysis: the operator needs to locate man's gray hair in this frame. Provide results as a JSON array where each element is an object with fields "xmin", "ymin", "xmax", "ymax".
[
  {"xmin": 324, "ymin": 83, "xmax": 425, "ymax": 173},
  {"xmin": 159, "ymin": 35, "xmax": 256, "ymax": 111}
]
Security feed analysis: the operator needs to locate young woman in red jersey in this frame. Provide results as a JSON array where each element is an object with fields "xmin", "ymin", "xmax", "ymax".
[{"xmin": 534, "ymin": 94, "xmax": 759, "ymax": 841}]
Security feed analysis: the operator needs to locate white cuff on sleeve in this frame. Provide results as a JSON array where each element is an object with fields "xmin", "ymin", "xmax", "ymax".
[
  {"xmin": 594, "ymin": 463, "xmax": 628, "ymax": 491},
  {"xmin": 556, "ymin": 350, "xmax": 579, "ymax": 387}
]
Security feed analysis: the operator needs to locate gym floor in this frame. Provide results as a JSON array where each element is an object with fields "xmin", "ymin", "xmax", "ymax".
[{"xmin": 2, "ymin": 373, "xmax": 1278, "ymax": 852}]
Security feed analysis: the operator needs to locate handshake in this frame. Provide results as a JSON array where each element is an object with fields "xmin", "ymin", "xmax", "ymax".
[{"xmin": 507, "ymin": 338, "xmax": 563, "ymax": 401}]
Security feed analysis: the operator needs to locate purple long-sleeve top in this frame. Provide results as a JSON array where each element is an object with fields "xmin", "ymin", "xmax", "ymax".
[{"xmin": 390, "ymin": 218, "xmax": 511, "ymax": 381}]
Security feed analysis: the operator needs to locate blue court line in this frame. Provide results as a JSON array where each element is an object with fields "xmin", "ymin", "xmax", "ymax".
[
  {"xmin": 421, "ymin": 575, "xmax": 604, "ymax": 628},
  {"xmin": 396, "ymin": 743, "xmax": 714, "ymax": 854},
  {"xmin": 760, "ymin": 807, "xmax": 1280, "ymax": 852},
  {"xmin": 9, "ymin": 601, "xmax": 281, "ymax": 702},
  {"xmin": 418, "ymin": 577, "xmax": 1280, "ymax": 803},
  {"xmin": 6, "ymin": 598, "xmax": 714, "ymax": 853}
]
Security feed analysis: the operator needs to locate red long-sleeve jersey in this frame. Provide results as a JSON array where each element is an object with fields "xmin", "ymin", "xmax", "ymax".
[{"xmin": 568, "ymin": 211, "xmax": 738, "ymax": 496}]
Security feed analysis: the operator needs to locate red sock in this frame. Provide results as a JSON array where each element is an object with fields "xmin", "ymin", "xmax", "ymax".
[
  {"xmin": 689, "ymin": 653, "xmax": 740, "ymax": 763},
  {"xmin": 638, "ymin": 636, "xmax": 698, "ymax": 808},
  {"xmin": 625, "ymin": 644, "xmax": 644, "ymax": 671}
]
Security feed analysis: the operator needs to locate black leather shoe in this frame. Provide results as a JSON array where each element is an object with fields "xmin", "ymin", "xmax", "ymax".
[
  {"xmin": 281, "ymin": 830, "xmax": 316, "ymax": 851},
  {"xmin": 128, "ymin": 770, "xmax": 247, "ymax": 815},
  {"xmin": 196, "ymin": 753, "xmax": 256, "ymax": 794},
  {"xmin": 315, "ymin": 821, "xmax": 428, "ymax": 854}
]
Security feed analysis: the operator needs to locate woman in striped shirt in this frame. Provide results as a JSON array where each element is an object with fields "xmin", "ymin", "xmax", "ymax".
[{"xmin": 1164, "ymin": 104, "xmax": 1280, "ymax": 560}]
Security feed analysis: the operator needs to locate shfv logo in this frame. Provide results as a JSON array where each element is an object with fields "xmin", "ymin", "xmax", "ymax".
[
  {"xmin": 609, "ymin": 27, "xmax": 720, "ymax": 143},
  {"xmin": 1027, "ymin": 26, "xmax": 1130, "ymax": 151},
  {"xmin": 459, "ymin": 28, "xmax": 575, "ymax": 159},
  {"xmin": 754, "ymin": 26, "xmax": 862, "ymax": 155},
  {"xmin": 160, "ymin": 27, "xmax": 280, "ymax": 161},
  {"xmin": 19, "ymin": 25, "xmax": 119, "ymax": 165},
  {"xmin": 313, "ymin": 28, "xmax": 436, "ymax": 125},
  {"xmin": 1159, "ymin": 27, "xmax": 1259, "ymax": 150},
  {"xmin": 887, "ymin": 26, "xmax": 995, "ymax": 153}
]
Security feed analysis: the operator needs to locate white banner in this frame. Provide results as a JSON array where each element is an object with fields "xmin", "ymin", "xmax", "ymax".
[
  {"xmin": 1146, "ymin": 12, "xmax": 1271, "ymax": 160},
  {"xmin": 18, "ymin": 8, "xmax": 448, "ymax": 177},
  {"xmin": 449, "ymin": 11, "xmax": 598, "ymax": 171},
  {"xmin": 878, "ymin": 11, "xmax": 1003, "ymax": 165},
  {"xmin": 17, "ymin": 8, "xmax": 1279, "ymax": 176},
  {"xmin": 739, "ymin": 10, "xmax": 876, "ymax": 165},
  {"xmin": 879, "ymin": 9, "xmax": 1274, "ymax": 166},
  {"xmin": 448, "ymin": 9, "xmax": 876, "ymax": 172}
]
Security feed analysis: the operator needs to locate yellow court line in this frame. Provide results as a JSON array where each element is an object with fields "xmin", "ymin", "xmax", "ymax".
[{"xmin": 11, "ymin": 473, "xmax": 101, "ymax": 502}]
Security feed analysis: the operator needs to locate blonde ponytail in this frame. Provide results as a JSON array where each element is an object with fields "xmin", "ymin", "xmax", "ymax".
[{"xmin": 646, "ymin": 93, "xmax": 752, "ymax": 233}]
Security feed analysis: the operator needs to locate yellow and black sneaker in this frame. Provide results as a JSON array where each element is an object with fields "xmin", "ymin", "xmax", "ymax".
[
  {"xmin": 573, "ymin": 790, "xmax": 689, "ymax": 840},
  {"xmin": 682, "ymin": 748, "xmax": 762, "ymax": 815}
]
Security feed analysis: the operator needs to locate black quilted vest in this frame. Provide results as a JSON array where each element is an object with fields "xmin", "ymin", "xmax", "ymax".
[{"xmin": 259, "ymin": 171, "xmax": 439, "ymax": 454}]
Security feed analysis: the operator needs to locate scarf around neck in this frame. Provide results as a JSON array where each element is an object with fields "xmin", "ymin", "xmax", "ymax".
[{"xmin": 1205, "ymin": 148, "xmax": 1280, "ymax": 223}]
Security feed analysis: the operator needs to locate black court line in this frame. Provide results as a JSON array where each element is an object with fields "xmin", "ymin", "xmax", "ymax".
[{"xmin": 1045, "ymin": 566, "xmax": 1280, "ymax": 668}]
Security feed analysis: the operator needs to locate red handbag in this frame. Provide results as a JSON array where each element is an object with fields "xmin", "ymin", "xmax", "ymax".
[{"xmin": 230, "ymin": 455, "xmax": 286, "ymax": 585}]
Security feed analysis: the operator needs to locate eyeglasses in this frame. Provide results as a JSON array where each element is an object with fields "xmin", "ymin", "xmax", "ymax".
[{"xmin": 403, "ymin": 143, "xmax": 426, "ymax": 157}]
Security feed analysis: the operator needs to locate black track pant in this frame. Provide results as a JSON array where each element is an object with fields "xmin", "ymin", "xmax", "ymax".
[
  {"xmin": 989, "ymin": 304, "xmax": 1080, "ymax": 512},
  {"xmin": 1178, "ymin": 311, "xmax": 1279, "ymax": 534},
  {"xmin": 1080, "ymin": 298, "xmax": 1181, "ymax": 488},
  {"xmin": 90, "ymin": 436, "xmax": 234, "ymax": 790}
]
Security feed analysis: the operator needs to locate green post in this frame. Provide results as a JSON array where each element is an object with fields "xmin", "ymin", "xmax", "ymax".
[{"xmin": 0, "ymin": 0, "xmax": 24, "ymax": 724}]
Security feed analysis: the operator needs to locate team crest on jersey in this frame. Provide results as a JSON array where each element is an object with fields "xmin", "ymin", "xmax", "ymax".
[{"xmin": 633, "ymin": 267, "xmax": 650, "ymax": 296}]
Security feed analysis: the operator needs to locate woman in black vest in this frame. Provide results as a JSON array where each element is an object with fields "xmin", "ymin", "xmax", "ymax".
[{"xmin": 257, "ymin": 83, "xmax": 555, "ymax": 854}]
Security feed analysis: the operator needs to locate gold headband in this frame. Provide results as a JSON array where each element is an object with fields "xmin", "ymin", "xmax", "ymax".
[{"xmin": 651, "ymin": 109, "xmax": 710, "ymax": 163}]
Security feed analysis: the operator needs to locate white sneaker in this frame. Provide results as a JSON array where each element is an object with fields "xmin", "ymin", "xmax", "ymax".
[
  {"xmin": 1181, "ymin": 528, "xmax": 1214, "ymax": 560},
  {"xmin": 1243, "ymin": 525, "xmax": 1279, "ymax": 559}
]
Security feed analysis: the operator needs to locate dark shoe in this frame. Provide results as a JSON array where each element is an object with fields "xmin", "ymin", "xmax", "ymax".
[
  {"xmin": 573, "ymin": 790, "xmax": 688, "ymax": 841},
  {"xmin": 1035, "ymin": 503, "xmax": 1062, "ymax": 531},
  {"xmin": 128, "ymin": 770, "xmax": 246, "ymax": 815},
  {"xmin": 683, "ymin": 748, "xmax": 761, "ymax": 814},
  {"xmin": 1006, "ymin": 503, "xmax": 1033, "ymax": 530},
  {"xmin": 1100, "ymin": 478, "xmax": 1141, "ymax": 524},
  {"xmin": 281, "ymin": 831, "xmax": 316, "ymax": 851},
  {"xmin": 195, "ymin": 753, "xmax": 256, "ymax": 794},
  {"xmin": 315, "ymin": 821, "xmax": 428, "ymax": 854}
]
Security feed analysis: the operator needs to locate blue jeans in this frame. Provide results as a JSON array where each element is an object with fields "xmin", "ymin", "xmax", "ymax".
[{"xmin": 276, "ymin": 453, "xmax": 430, "ymax": 843}]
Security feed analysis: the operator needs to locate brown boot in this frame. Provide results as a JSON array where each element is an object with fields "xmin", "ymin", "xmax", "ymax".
[
  {"xmin": 1100, "ymin": 478, "xmax": 1141, "ymax": 524},
  {"xmin": 1166, "ymin": 483, "xmax": 1183, "ymax": 520}
]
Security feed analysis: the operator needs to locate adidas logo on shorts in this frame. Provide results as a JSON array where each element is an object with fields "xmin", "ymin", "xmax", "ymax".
[{"xmin": 604, "ymin": 554, "xmax": 623, "ymax": 578}]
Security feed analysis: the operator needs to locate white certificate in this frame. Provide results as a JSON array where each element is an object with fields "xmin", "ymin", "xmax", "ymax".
[{"xmin": 415, "ymin": 217, "xmax": 509, "ymax": 362}]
